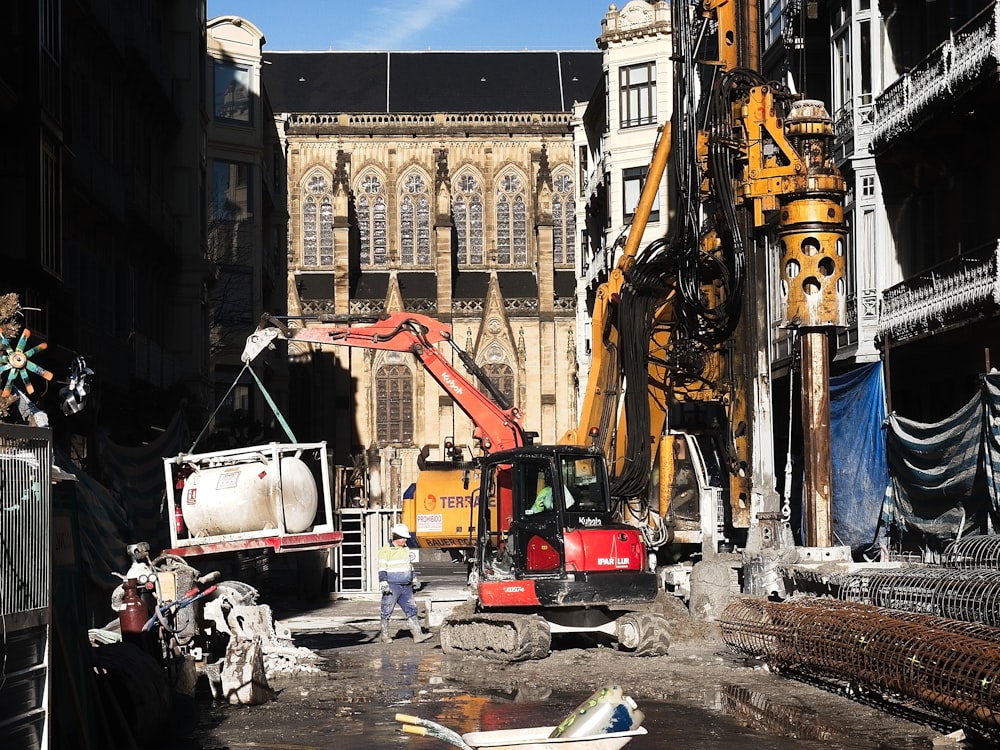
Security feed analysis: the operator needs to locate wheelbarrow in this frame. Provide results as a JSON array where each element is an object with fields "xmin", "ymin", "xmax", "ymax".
[
  {"xmin": 395, "ymin": 714, "xmax": 647, "ymax": 750},
  {"xmin": 395, "ymin": 685, "xmax": 647, "ymax": 750}
]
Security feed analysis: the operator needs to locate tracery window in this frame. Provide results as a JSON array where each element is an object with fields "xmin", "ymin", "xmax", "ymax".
[
  {"xmin": 301, "ymin": 173, "xmax": 333, "ymax": 267},
  {"xmin": 399, "ymin": 172, "xmax": 431, "ymax": 266},
  {"xmin": 375, "ymin": 363, "xmax": 413, "ymax": 443},
  {"xmin": 552, "ymin": 171, "xmax": 576, "ymax": 266},
  {"xmin": 496, "ymin": 171, "xmax": 527, "ymax": 265},
  {"xmin": 357, "ymin": 172, "xmax": 387, "ymax": 266},
  {"xmin": 480, "ymin": 362, "xmax": 515, "ymax": 408},
  {"xmin": 454, "ymin": 172, "xmax": 484, "ymax": 266}
]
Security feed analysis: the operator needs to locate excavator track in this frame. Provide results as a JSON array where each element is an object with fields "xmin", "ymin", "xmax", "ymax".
[{"xmin": 440, "ymin": 612, "xmax": 551, "ymax": 661}]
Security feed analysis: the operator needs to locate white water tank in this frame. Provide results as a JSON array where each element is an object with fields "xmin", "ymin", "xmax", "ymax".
[{"xmin": 181, "ymin": 456, "xmax": 318, "ymax": 536}]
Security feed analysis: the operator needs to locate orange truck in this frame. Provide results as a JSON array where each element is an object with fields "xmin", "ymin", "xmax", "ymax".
[{"xmin": 402, "ymin": 460, "xmax": 482, "ymax": 551}]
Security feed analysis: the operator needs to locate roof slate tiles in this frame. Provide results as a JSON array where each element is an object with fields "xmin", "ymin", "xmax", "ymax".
[{"xmin": 263, "ymin": 50, "xmax": 601, "ymax": 113}]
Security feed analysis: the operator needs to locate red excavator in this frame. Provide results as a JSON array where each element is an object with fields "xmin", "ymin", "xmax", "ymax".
[{"xmin": 243, "ymin": 313, "xmax": 673, "ymax": 660}]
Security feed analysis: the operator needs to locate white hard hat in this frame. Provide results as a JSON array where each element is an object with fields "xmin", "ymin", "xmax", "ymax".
[{"xmin": 391, "ymin": 523, "xmax": 411, "ymax": 539}]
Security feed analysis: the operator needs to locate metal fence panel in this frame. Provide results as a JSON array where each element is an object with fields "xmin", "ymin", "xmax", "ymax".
[{"xmin": 0, "ymin": 423, "xmax": 52, "ymax": 750}]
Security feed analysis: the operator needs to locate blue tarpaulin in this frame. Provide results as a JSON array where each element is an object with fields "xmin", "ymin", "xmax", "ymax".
[{"xmin": 830, "ymin": 362, "xmax": 890, "ymax": 550}]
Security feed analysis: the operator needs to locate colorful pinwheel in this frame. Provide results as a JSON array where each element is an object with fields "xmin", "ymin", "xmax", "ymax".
[{"xmin": 0, "ymin": 328, "xmax": 53, "ymax": 398}]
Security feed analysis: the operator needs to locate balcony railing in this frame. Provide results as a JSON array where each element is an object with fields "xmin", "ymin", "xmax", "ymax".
[
  {"xmin": 878, "ymin": 241, "xmax": 1000, "ymax": 344},
  {"xmin": 873, "ymin": 3, "xmax": 999, "ymax": 150}
]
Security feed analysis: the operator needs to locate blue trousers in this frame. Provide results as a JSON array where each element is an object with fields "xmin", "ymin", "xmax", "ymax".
[{"xmin": 381, "ymin": 581, "xmax": 418, "ymax": 619}]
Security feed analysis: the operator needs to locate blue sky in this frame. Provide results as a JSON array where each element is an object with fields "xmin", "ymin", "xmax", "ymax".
[{"xmin": 207, "ymin": 0, "xmax": 614, "ymax": 51}]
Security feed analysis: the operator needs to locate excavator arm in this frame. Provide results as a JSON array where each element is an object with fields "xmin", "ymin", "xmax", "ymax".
[{"xmin": 242, "ymin": 312, "xmax": 527, "ymax": 453}]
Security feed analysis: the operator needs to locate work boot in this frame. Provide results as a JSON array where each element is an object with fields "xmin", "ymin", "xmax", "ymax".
[
  {"xmin": 380, "ymin": 619, "xmax": 391, "ymax": 643},
  {"xmin": 408, "ymin": 616, "xmax": 431, "ymax": 643}
]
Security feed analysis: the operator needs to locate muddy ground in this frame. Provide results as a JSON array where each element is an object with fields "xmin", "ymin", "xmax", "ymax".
[{"xmin": 178, "ymin": 562, "xmax": 987, "ymax": 750}]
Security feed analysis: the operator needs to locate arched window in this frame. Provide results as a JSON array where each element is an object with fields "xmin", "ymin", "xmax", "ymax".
[
  {"xmin": 480, "ymin": 362, "xmax": 515, "ymax": 407},
  {"xmin": 496, "ymin": 171, "xmax": 527, "ymax": 266},
  {"xmin": 302, "ymin": 172, "xmax": 333, "ymax": 267},
  {"xmin": 400, "ymin": 172, "xmax": 431, "ymax": 266},
  {"xmin": 356, "ymin": 172, "xmax": 387, "ymax": 266},
  {"xmin": 453, "ymin": 172, "xmax": 484, "ymax": 266},
  {"xmin": 375, "ymin": 364, "xmax": 413, "ymax": 443},
  {"xmin": 552, "ymin": 171, "xmax": 576, "ymax": 266}
]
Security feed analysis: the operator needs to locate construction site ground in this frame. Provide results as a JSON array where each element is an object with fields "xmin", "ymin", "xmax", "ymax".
[{"xmin": 178, "ymin": 557, "xmax": 981, "ymax": 750}]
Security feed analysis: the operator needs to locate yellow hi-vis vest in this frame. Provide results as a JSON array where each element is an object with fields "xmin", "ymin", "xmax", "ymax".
[{"xmin": 378, "ymin": 543, "xmax": 414, "ymax": 584}]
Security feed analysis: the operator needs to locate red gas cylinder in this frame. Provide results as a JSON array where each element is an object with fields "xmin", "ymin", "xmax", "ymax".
[
  {"xmin": 118, "ymin": 578, "xmax": 149, "ymax": 643},
  {"xmin": 174, "ymin": 502, "xmax": 186, "ymax": 535}
]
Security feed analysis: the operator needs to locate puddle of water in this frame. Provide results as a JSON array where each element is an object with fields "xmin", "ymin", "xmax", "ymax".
[
  {"xmin": 189, "ymin": 641, "xmax": 952, "ymax": 750},
  {"xmin": 194, "ymin": 684, "xmax": 889, "ymax": 750}
]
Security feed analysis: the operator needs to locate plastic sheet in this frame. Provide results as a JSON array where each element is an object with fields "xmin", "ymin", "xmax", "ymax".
[
  {"xmin": 830, "ymin": 362, "xmax": 889, "ymax": 550},
  {"xmin": 885, "ymin": 373, "xmax": 1000, "ymax": 550}
]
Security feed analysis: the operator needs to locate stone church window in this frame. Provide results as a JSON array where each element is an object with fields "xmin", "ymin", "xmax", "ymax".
[
  {"xmin": 454, "ymin": 173, "xmax": 484, "ymax": 266},
  {"xmin": 375, "ymin": 363, "xmax": 413, "ymax": 443},
  {"xmin": 302, "ymin": 172, "xmax": 333, "ymax": 267},
  {"xmin": 552, "ymin": 171, "xmax": 576, "ymax": 266},
  {"xmin": 357, "ymin": 173, "xmax": 387, "ymax": 266},
  {"xmin": 480, "ymin": 362, "xmax": 515, "ymax": 407},
  {"xmin": 400, "ymin": 172, "xmax": 431, "ymax": 266},
  {"xmin": 496, "ymin": 171, "xmax": 527, "ymax": 265}
]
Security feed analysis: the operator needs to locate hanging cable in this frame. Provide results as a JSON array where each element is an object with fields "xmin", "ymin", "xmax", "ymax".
[{"xmin": 782, "ymin": 329, "xmax": 800, "ymax": 522}]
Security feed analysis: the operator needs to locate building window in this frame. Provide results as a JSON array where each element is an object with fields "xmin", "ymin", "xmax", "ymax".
[
  {"xmin": 623, "ymin": 166, "xmax": 658, "ymax": 223},
  {"xmin": 39, "ymin": 0, "xmax": 60, "ymax": 118},
  {"xmin": 41, "ymin": 134, "xmax": 62, "ymax": 278},
  {"xmin": 496, "ymin": 171, "xmax": 527, "ymax": 265},
  {"xmin": 302, "ymin": 173, "xmax": 333, "ymax": 267},
  {"xmin": 619, "ymin": 62, "xmax": 656, "ymax": 128},
  {"xmin": 400, "ymin": 172, "xmax": 431, "ymax": 266},
  {"xmin": 375, "ymin": 364, "xmax": 413, "ymax": 443},
  {"xmin": 764, "ymin": 0, "xmax": 787, "ymax": 50},
  {"xmin": 212, "ymin": 265, "xmax": 255, "ymax": 327},
  {"xmin": 357, "ymin": 172, "xmax": 387, "ymax": 266},
  {"xmin": 552, "ymin": 171, "xmax": 576, "ymax": 266},
  {"xmin": 213, "ymin": 59, "xmax": 252, "ymax": 124},
  {"xmin": 454, "ymin": 172, "xmax": 484, "ymax": 266},
  {"xmin": 480, "ymin": 362, "xmax": 515, "ymax": 407},
  {"xmin": 831, "ymin": 6, "xmax": 852, "ymax": 116},
  {"xmin": 861, "ymin": 175, "xmax": 875, "ymax": 199},
  {"xmin": 578, "ymin": 146, "xmax": 588, "ymax": 198},
  {"xmin": 210, "ymin": 160, "xmax": 253, "ymax": 224}
]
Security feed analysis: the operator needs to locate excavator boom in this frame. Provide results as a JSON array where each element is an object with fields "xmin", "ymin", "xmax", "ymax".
[{"xmin": 243, "ymin": 312, "xmax": 526, "ymax": 453}]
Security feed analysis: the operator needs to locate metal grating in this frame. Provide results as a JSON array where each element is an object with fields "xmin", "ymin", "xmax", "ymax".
[
  {"xmin": 0, "ymin": 424, "xmax": 52, "ymax": 621},
  {"xmin": 721, "ymin": 596, "xmax": 1000, "ymax": 737},
  {"xmin": 838, "ymin": 566, "xmax": 1000, "ymax": 626},
  {"xmin": 0, "ymin": 423, "xmax": 52, "ymax": 750},
  {"xmin": 334, "ymin": 508, "xmax": 400, "ymax": 593},
  {"xmin": 943, "ymin": 535, "xmax": 1000, "ymax": 569}
]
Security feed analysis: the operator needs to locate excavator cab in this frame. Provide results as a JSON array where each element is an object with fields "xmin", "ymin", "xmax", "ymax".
[{"xmin": 474, "ymin": 445, "xmax": 651, "ymax": 590}]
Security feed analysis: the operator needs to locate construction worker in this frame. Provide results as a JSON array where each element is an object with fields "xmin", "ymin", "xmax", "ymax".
[
  {"xmin": 526, "ymin": 480, "xmax": 574, "ymax": 515},
  {"xmin": 377, "ymin": 523, "xmax": 431, "ymax": 643}
]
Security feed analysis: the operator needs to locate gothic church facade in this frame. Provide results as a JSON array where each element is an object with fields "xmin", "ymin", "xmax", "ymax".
[{"xmin": 263, "ymin": 51, "xmax": 601, "ymax": 500}]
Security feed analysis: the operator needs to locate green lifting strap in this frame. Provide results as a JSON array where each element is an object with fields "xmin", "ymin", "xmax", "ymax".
[
  {"xmin": 247, "ymin": 363, "xmax": 298, "ymax": 443},
  {"xmin": 187, "ymin": 362, "xmax": 297, "ymax": 453}
]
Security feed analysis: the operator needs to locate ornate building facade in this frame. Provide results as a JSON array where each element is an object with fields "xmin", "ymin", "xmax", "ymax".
[{"xmin": 262, "ymin": 51, "xmax": 601, "ymax": 501}]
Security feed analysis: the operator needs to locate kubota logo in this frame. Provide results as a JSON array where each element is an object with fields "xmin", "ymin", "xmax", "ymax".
[{"xmin": 441, "ymin": 371, "xmax": 464, "ymax": 396}]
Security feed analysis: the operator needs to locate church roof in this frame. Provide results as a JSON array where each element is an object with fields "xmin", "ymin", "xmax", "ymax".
[{"xmin": 263, "ymin": 51, "xmax": 601, "ymax": 114}]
